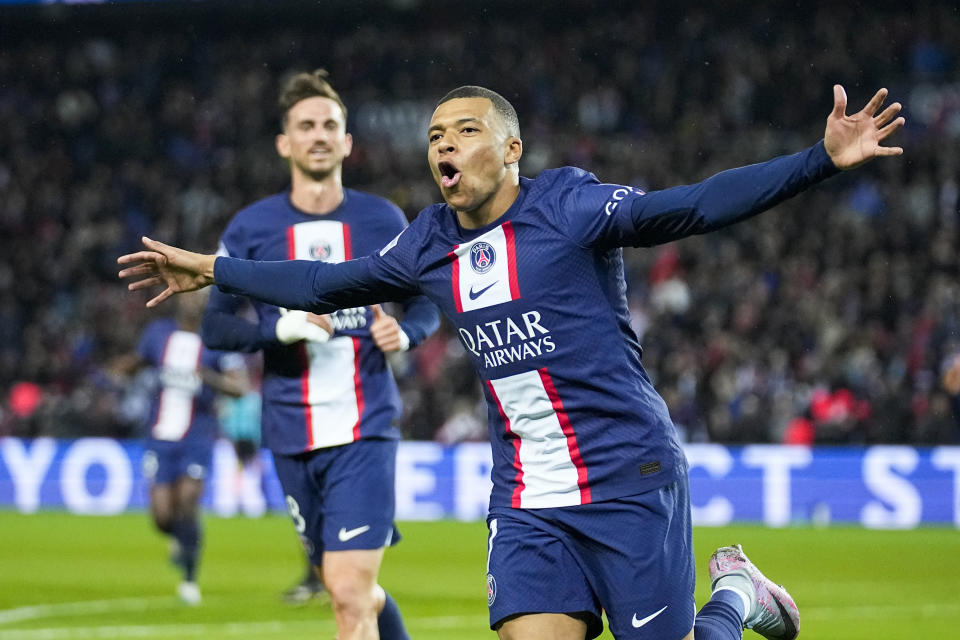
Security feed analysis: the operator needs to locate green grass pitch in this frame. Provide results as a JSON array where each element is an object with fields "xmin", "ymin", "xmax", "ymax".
[{"xmin": 0, "ymin": 511, "xmax": 958, "ymax": 639}]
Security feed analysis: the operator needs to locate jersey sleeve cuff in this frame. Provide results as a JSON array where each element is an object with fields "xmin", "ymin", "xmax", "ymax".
[{"xmin": 812, "ymin": 139, "xmax": 842, "ymax": 179}]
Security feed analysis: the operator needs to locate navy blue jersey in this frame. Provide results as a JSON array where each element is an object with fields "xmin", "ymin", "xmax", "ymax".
[
  {"xmin": 215, "ymin": 142, "xmax": 839, "ymax": 509},
  {"xmin": 203, "ymin": 189, "xmax": 439, "ymax": 455},
  {"xmin": 138, "ymin": 318, "xmax": 241, "ymax": 445}
]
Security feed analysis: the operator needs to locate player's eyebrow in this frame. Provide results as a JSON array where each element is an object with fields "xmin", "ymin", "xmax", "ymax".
[{"xmin": 428, "ymin": 117, "xmax": 482, "ymax": 134}]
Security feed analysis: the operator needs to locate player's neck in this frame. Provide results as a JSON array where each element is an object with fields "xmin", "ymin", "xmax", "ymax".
[
  {"xmin": 289, "ymin": 171, "xmax": 345, "ymax": 215},
  {"xmin": 456, "ymin": 179, "xmax": 521, "ymax": 230}
]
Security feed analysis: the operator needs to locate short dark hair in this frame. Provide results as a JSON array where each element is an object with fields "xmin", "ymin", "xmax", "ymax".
[
  {"xmin": 278, "ymin": 69, "xmax": 347, "ymax": 130},
  {"xmin": 437, "ymin": 86, "xmax": 520, "ymax": 139}
]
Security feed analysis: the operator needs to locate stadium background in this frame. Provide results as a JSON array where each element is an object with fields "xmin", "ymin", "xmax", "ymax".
[{"xmin": 1, "ymin": 1, "xmax": 959, "ymax": 638}]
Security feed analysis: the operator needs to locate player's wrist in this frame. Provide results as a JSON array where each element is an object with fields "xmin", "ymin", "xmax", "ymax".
[
  {"xmin": 276, "ymin": 309, "xmax": 331, "ymax": 344},
  {"xmin": 202, "ymin": 255, "xmax": 217, "ymax": 282}
]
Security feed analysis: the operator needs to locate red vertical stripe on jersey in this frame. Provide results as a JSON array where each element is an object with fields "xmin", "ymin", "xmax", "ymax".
[
  {"xmin": 502, "ymin": 221, "xmax": 521, "ymax": 300},
  {"xmin": 299, "ymin": 350, "xmax": 314, "ymax": 450},
  {"xmin": 342, "ymin": 224, "xmax": 353, "ymax": 260},
  {"xmin": 538, "ymin": 367, "xmax": 591, "ymax": 504},
  {"xmin": 342, "ymin": 224, "xmax": 364, "ymax": 442},
  {"xmin": 486, "ymin": 380, "xmax": 525, "ymax": 508},
  {"xmin": 350, "ymin": 336, "xmax": 365, "ymax": 441},
  {"xmin": 449, "ymin": 248, "xmax": 463, "ymax": 313},
  {"xmin": 286, "ymin": 226, "xmax": 296, "ymax": 260},
  {"xmin": 287, "ymin": 225, "xmax": 314, "ymax": 449}
]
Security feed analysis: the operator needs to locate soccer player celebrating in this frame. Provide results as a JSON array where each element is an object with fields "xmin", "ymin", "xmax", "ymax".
[
  {"xmin": 120, "ymin": 83, "xmax": 904, "ymax": 639},
  {"xmin": 198, "ymin": 70, "xmax": 439, "ymax": 639},
  {"xmin": 119, "ymin": 292, "xmax": 249, "ymax": 605}
]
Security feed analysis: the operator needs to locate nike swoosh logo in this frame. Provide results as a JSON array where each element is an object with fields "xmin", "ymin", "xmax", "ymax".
[
  {"xmin": 775, "ymin": 594, "xmax": 797, "ymax": 638},
  {"xmin": 468, "ymin": 281, "xmax": 498, "ymax": 300},
  {"xmin": 337, "ymin": 525, "xmax": 371, "ymax": 542},
  {"xmin": 632, "ymin": 605, "xmax": 668, "ymax": 628}
]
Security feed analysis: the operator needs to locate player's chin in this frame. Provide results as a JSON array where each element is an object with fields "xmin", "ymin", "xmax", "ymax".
[
  {"xmin": 441, "ymin": 191, "xmax": 471, "ymax": 209},
  {"xmin": 304, "ymin": 165, "xmax": 336, "ymax": 181}
]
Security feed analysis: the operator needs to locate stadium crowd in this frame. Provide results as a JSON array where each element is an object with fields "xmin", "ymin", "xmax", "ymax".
[{"xmin": 1, "ymin": 0, "xmax": 959, "ymax": 446}]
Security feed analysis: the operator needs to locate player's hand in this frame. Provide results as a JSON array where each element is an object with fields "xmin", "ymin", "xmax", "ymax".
[
  {"xmin": 369, "ymin": 304, "xmax": 410, "ymax": 352},
  {"xmin": 275, "ymin": 308, "xmax": 332, "ymax": 344},
  {"xmin": 824, "ymin": 85, "xmax": 905, "ymax": 170},
  {"xmin": 118, "ymin": 236, "xmax": 217, "ymax": 308}
]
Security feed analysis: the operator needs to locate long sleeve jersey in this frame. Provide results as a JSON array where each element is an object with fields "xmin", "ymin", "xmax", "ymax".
[
  {"xmin": 201, "ymin": 189, "xmax": 439, "ymax": 455},
  {"xmin": 214, "ymin": 142, "xmax": 839, "ymax": 508}
]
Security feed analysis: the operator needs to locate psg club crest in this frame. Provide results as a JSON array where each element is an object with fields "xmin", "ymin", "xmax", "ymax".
[
  {"xmin": 486, "ymin": 573, "xmax": 497, "ymax": 606},
  {"xmin": 470, "ymin": 241, "xmax": 496, "ymax": 274},
  {"xmin": 309, "ymin": 240, "xmax": 333, "ymax": 262}
]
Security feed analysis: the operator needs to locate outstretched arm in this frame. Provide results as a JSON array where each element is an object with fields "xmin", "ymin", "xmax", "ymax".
[
  {"xmin": 119, "ymin": 236, "xmax": 417, "ymax": 312},
  {"xmin": 563, "ymin": 85, "xmax": 905, "ymax": 249}
]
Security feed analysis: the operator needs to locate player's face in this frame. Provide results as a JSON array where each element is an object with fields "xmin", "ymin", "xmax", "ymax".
[
  {"xmin": 277, "ymin": 97, "xmax": 352, "ymax": 181},
  {"xmin": 427, "ymin": 97, "xmax": 519, "ymax": 216}
]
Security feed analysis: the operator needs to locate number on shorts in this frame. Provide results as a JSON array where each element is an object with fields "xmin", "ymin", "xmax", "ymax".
[{"xmin": 285, "ymin": 495, "xmax": 306, "ymax": 534}]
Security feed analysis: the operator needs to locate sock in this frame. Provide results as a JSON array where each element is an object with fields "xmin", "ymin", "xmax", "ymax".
[
  {"xmin": 712, "ymin": 585, "xmax": 751, "ymax": 620},
  {"xmin": 693, "ymin": 589, "xmax": 747, "ymax": 640},
  {"xmin": 377, "ymin": 591, "xmax": 410, "ymax": 640},
  {"xmin": 304, "ymin": 558, "xmax": 321, "ymax": 586},
  {"xmin": 172, "ymin": 518, "xmax": 201, "ymax": 582},
  {"xmin": 713, "ymin": 570, "xmax": 755, "ymax": 622}
]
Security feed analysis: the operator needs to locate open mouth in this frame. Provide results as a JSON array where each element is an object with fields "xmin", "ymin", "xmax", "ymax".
[{"xmin": 438, "ymin": 161, "xmax": 461, "ymax": 188}]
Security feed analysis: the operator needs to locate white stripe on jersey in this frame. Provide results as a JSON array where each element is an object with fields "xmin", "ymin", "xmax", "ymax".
[
  {"xmin": 303, "ymin": 337, "xmax": 361, "ymax": 447},
  {"xmin": 152, "ymin": 331, "xmax": 202, "ymax": 441},
  {"xmin": 488, "ymin": 369, "xmax": 584, "ymax": 508},
  {"xmin": 288, "ymin": 220, "xmax": 362, "ymax": 448},
  {"xmin": 451, "ymin": 223, "xmax": 520, "ymax": 312}
]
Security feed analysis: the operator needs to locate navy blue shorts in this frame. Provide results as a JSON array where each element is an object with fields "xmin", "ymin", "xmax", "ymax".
[
  {"xmin": 272, "ymin": 438, "xmax": 401, "ymax": 565},
  {"xmin": 143, "ymin": 439, "xmax": 213, "ymax": 486},
  {"xmin": 486, "ymin": 479, "xmax": 696, "ymax": 639}
]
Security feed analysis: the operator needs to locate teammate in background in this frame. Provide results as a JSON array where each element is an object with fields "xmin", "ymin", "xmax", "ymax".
[
  {"xmin": 198, "ymin": 70, "xmax": 439, "ymax": 638},
  {"xmin": 120, "ymin": 83, "xmax": 904, "ymax": 639},
  {"xmin": 123, "ymin": 292, "xmax": 249, "ymax": 605}
]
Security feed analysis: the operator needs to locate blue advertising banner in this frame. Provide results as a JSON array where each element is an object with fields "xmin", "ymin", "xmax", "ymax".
[{"xmin": 0, "ymin": 438, "xmax": 958, "ymax": 528}]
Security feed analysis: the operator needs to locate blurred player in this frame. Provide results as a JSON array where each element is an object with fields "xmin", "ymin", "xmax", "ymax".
[
  {"xmin": 130, "ymin": 291, "xmax": 249, "ymax": 604},
  {"xmin": 120, "ymin": 83, "xmax": 904, "ymax": 639},
  {"xmin": 199, "ymin": 70, "xmax": 439, "ymax": 638}
]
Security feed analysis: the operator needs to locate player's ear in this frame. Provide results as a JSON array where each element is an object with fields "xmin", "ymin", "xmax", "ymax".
[
  {"xmin": 505, "ymin": 136, "xmax": 522, "ymax": 166},
  {"xmin": 276, "ymin": 133, "xmax": 291, "ymax": 159},
  {"xmin": 343, "ymin": 132, "xmax": 353, "ymax": 159}
]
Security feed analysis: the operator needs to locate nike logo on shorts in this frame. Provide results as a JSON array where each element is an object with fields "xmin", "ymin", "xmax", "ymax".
[
  {"xmin": 468, "ymin": 281, "xmax": 498, "ymax": 300},
  {"xmin": 632, "ymin": 605, "xmax": 667, "ymax": 628},
  {"xmin": 337, "ymin": 525, "xmax": 371, "ymax": 542}
]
